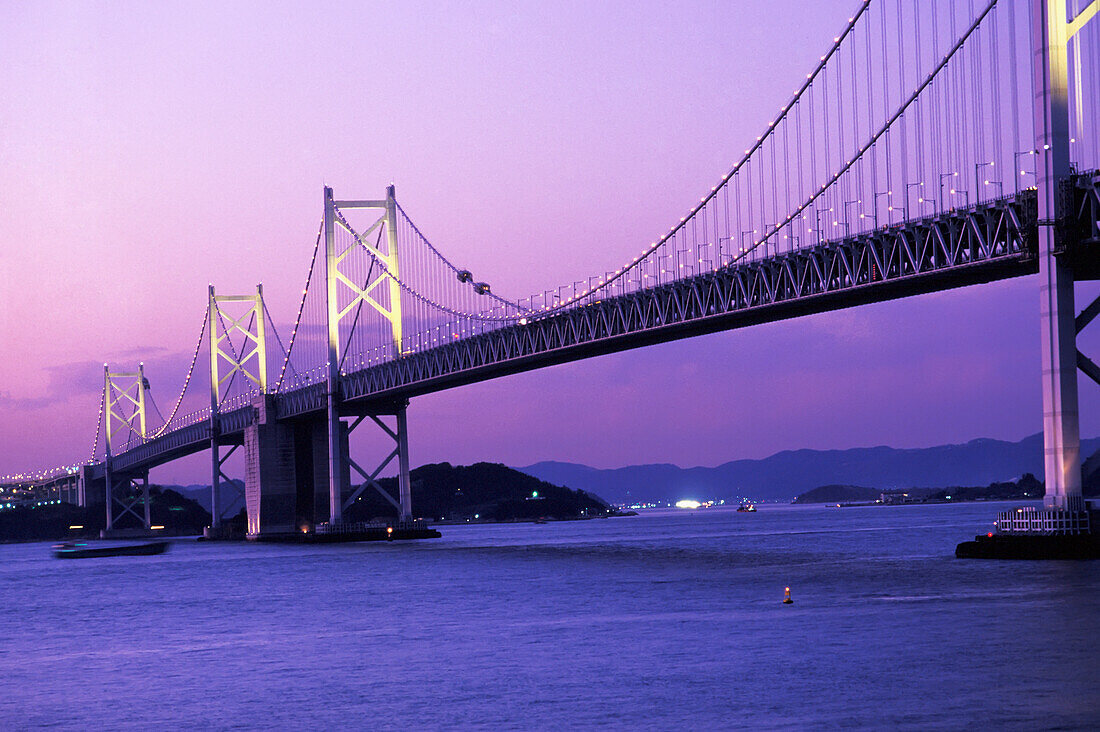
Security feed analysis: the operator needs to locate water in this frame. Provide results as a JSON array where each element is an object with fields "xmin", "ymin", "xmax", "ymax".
[{"xmin": 2, "ymin": 502, "xmax": 1098, "ymax": 730}]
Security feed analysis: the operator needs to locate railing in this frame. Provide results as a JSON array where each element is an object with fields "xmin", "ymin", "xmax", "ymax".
[
  {"xmin": 315, "ymin": 519, "xmax": 431, "ymax": 535},
  {"xmin": 108, "ymin": 405, "xmax": 255, "ymax": 473},
  {"xmin": 0, "ymin": 464, "xmax": 87, "ymax": 487},
  {"xmin": 338, "ymin": 192, "xmax": 1038, "ymax": 404},
  {"xmin": 997, "ymin": 506, "xmax": 1091, "ymax": 535}
]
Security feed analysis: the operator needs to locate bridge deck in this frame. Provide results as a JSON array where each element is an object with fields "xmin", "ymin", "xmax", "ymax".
[{"xmin": 91, "ymin": 179, "xmax": 1100, "ymax": 478}]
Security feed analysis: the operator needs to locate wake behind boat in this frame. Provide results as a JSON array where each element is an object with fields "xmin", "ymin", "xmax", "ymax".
[{"xmin": 52, "ymin": 541, "xmax": 170, "ymax": 559}]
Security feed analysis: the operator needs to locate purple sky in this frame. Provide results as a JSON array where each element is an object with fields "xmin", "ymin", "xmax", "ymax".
[{"xmin": 3, "ymin": 0, "xmax": 1099, "ymax": 483}]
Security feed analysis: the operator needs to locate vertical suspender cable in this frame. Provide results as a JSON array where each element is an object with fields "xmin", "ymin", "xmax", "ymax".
[
  {"xmin": 867, "ymin": 5, "xmax": 877, "ymax": 221},
  {"xmin": 783, "ymin": 117, "xmax": 791, "ymax": 250},
  {"xmin": 850, "ymin": 19, "xmax": 862, "ymax": 225},
  {"xmin": 914, "ymin": 0, "xmax": 925, "ymax": 203},
  {"xmin": 882, "ymin": 2, "xmax": 892, "ymax": 208},
  {"xmin": 836, "ymin": 40, "xmax": 847, "ymax": 211},
  {"xmin": 991, "ymin": 2, "xmax": 1002, "ymax": 181},
  {"xmin": 898, "ymin": 0, "xmax": 909, "ymax": 193},
  {"xmin": 795, "ymin": 100, "xmax": 804, "ymax": 243}
]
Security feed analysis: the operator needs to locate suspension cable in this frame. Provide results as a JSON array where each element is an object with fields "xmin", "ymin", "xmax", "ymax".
[
  {"xmin": 735, "ymin": 0, "xmax": 999, "ymax": 265},
  {"xmin": 146, "ymin": 388, "xmax": 168, "ymax": 433},
  {"xmin": 150, "ymin": 307, "xmax": 209, "ymax": 438},
  {"xmin": 394, "ymin": 203, "xmax": 529, "ymax": 313},
  {"xmin": 89, "ymin": 381, "xmax": 105, "ymax": 461},
  {"xmin": 517, "ymin": 0, "xmax": 875, "ymax": 315},
  {"xmin": 327, "ymin": 3, "xmax": 876, "ymax": 325},
  {"xmin": 332, "ymin": 205, "xmax": 526, "ymax": 323},
  {"xmin": 262, "ymin": 300, "xmax": 295, "ymax": 386},
  {"xmin": 276, "ymin": 219, "xmax": 323, "ymax": 393}
]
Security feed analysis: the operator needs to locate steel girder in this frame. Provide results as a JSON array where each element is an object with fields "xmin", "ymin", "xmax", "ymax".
[
  {"xmin": 337, "ymin": 192, "xmax": 1038, "ymax": 405},
  {"xmin": 94, "ymin": 178, "xmax": 1100, "ymax": 473},
  {"xmin": 1078, "ymin": 174, "xmax": 1100, "ymax": 245},
  {"xmin": 1063, "ymin": 173, "xmax": 1100, "ymax": 278},
  {"xmin": 104, "ymin": 406, "xmax": 252, "ymax": 475},
  {"xmin": 275, "ymin": 382, "xmax": 326, "ymax": 419}
]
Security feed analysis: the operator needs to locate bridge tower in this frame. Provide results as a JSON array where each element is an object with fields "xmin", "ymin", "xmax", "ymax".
[
  {"xmin": 1033, "ymin": 0, "xmax": 1097, "ymax": 523},
  {"xmin": 322, "ymin": 185, "xmax": 413, "ymax": 525},
  {"xmin": 208, "ymin": 284, "xmax": 267, "ymax": 530},
  {"xmin": 102, "ymin": 364, "xmax": 151, "ymax": 533}
]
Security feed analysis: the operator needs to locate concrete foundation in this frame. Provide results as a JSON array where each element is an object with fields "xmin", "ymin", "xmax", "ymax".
[
  {"xmin": 244, "ymin": 419, "xmax": 297, "ymax": 536},
  {"xmin": 244, "ymin": 396, "xmax": 342, "ymax": 538}
]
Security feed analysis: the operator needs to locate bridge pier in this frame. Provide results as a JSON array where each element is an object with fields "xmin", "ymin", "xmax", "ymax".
[
  {"xmin": 1039, "ymin": 246, "xmax": 1083, "ymax": 513},
  {"xmin": 100, "ymin": 363, "xmax": 153, "ymax": 535},
  {"xmin": 208, "ymin": 284, "xmax": 268, "ymax": 535},
  {"xmin": 318, "ymin": 185, "xmax": 414, "ymax": 529},
  {"xmin": 960, "ymin": 0, "xmax": 1100, "ymax": 556},
  {"xmin": 1035, "ymin": 0, "xmax": 1085, "ymax": 515},
  {"xmin": 243, "ymin": 395, "xmax": 343, "ymax": 537},
  {"xmin": 79, "ymin": 464, "xmax": 95, "ymax": 507},
  {"xmin": 244, "ymin": 395, "xmax": 301, "ymax": 536},
  {"xmin": 242, "ymin": 394, "xmax": 415, "ymax": 538},
  {"xmin": 339, "ymin": 401, "xmax": 414, "ymax": 523},
  {"xmin": 101, "ymin": 469, "xmax": 152, "ymax": 537},
  {"xmin": 1031, "ymin": 0, "xmax": 1100, "ymax": 525}
]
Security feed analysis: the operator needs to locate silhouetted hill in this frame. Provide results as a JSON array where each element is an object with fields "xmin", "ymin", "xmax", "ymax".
[
  {"xmin": 520, "ymin": 433, "xmax": 1100, "ymax": 504},
  {"xmin": 178, "ymin": 480, "xmax": 245, "ymax": 514},
  {"xmin": 344, "ymin": 462, "xmax": 608, "ymax": 522},
  {"xmin": 792, "ymin": 485, "xmax": 880, "ymax": 504},
  {"xmin": 927, "ymin": 473, "xmax": 1045, "ymax": 502},
  {"xmin": 0, "ymin": 487, "xmax": 210, "ymax": 542}
]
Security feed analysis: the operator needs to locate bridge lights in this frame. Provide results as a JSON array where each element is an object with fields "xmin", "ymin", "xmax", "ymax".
[
  {"xmin": 939, "ymin": 172, "xmax": 960, "ymax": 212},
  {"xmin": 842, "ymin": 200, "xmax": 861, "ymax": 234},
  {"xmin": 873, "ymin": 191, "xmax": 894, "ymax": 224},
  {"xmin": 1014, "ymin": 151, "xmax": 1038, "ymax": 194},
  {"xmin": 975, "ymin": 161, "xmax": 995, "ymax": 203},
  {"xmin": 904, "ymin": 182, "xmax": 924, "ymax": 217}
]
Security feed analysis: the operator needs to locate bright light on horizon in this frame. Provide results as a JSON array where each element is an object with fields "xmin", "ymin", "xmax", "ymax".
[{"xmin": 675, "ymin": 499, "xmax": 701, "ymax": 509}]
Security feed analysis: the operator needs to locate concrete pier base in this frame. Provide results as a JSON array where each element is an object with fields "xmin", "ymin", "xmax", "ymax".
[
  {"xmin": 956, "ymin": 531, "xmax": 1100, "ymax": 559},
  {"xmin": 242, "ymin": 395, "xmax": 428, "ymax": 541},
  {"xmin": 244, "ymin": 395, "xmax": 335, "ymax": 539}
]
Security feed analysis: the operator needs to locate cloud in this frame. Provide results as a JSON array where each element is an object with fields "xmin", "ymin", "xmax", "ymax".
[
  {"xmin": 0, "ymin": 347, "xmax": 181, "ymax": 412},
  {"xmin": 0, "ymin": 391, "xmax": 55, "ymax": 410}
]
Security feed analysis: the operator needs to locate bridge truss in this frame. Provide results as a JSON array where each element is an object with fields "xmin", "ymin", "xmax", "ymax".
[{"xmin": 4, "ymin": 0, "xmax": 1100, "ymax": 538}]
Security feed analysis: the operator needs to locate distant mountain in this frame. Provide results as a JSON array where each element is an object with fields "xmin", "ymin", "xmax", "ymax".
[
  {"xmin": 792, "ymin": 485, "xmax": 880, "ymax": 505},
  {"xmin": 518, "ymin": 433, "xmax": 1100, "ymax": 504},
  {"xmin": 177, "ymin": 480, "xmax": 246, "ymax": 514}
]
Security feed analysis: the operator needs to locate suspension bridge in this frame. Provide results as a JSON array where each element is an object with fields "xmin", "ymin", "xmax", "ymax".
[{"xmin": 4, "ymin": 0, "xmax": 1100, "ymax": 539}]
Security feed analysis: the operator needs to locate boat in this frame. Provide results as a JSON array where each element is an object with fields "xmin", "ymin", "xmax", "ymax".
[
  {"xmin": 736, "ymin": 503, "xmax": 757, "ymax": 512},
  {"xmin": 52, "ymin": 541, "xmax": 170, "ymax": 559}
]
